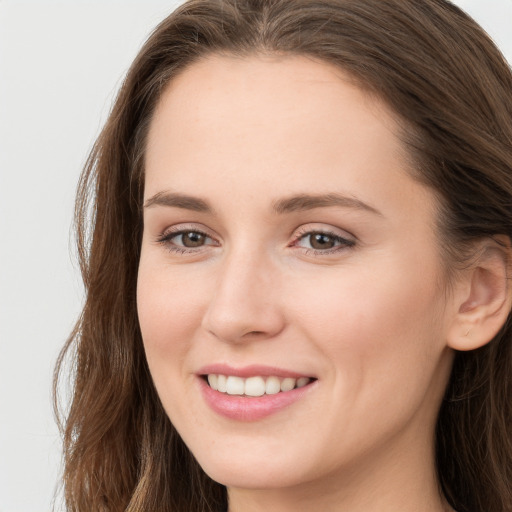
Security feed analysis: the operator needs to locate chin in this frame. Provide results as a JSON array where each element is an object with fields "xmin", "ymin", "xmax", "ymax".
[
  {"xmin": 187, "ymin": 436, "xmax": 319, "ymax": 491},
  {"xmin": 202, "ymin": 460, "xmax": 306, "ymax": 490}
]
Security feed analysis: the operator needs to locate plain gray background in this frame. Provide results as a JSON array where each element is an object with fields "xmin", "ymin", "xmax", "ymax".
[{"xmin": 0, "ymin": 1, "xmax": 511, "ymax": 511}]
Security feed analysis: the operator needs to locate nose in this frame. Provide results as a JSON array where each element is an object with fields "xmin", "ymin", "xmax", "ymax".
[{"xmin": 201, "ymin": 249, "xmax": 285, "ymax": 344}]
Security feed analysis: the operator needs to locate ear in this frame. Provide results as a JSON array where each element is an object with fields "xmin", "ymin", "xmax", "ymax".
[{"xmin": 447, "ymin": 237, "xmax": 512, "ymax": 351}]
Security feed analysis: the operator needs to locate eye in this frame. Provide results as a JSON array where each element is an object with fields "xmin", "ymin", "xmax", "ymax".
[
  {"xmin": 156, "ymin": 227, "xmax": 218, "ymax": 253},
  {"xmin": 302, "ymin": 232, "xmax": 339, "ymax": 250},
  {"xmin": 174, "ymin": 231, "xmax": 209, "ymax": 248},
  {"xmin": 294, "ymin": 229, "xmax": 356, "ymax": 253}
]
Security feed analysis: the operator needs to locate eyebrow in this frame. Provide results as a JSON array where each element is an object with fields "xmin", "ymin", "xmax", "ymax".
[
  {"xmin": 144, "ymin": 191, "xmax": 382, "ymax": 216},
  {"xmin": 272, "ymin": 193, "xmax": 382, "ymax": 216},
  {"xmin": 144, "ymin": 191, "xmax": 213, "ymax": 212}
]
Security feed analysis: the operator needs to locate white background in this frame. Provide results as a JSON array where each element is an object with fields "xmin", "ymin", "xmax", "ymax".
[{"xmin": 0, "ymin": 1, "xmax": 511, "ymax": 511}]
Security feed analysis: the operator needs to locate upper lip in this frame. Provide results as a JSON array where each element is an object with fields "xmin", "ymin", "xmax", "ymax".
[{"xmin": 197, "ymin": 363, "xmax": 315, "ymax": 379}]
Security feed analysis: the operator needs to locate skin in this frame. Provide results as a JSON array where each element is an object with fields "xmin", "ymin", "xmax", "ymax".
[{"xmin": 137, "ymin": 54, "xmax": 465, "ymax": 512}]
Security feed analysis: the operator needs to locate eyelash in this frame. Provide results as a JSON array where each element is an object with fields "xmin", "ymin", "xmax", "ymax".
[
  {"xmin": 156, "ymin": 228, "xmax": 215, "ymax": 254},
  {"xmin": 292, "ymin": 227, "xmax": 356, "ymax": 255},
  {"xmin": 155, "ymin": 227, "xmax": 356, "ymax": 256}
]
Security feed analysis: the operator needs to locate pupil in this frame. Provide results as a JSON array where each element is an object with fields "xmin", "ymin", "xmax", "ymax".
[
  {"xmin": 183, "ymin": 232, "xmax": 205, "ymax": 247},
  {"xmin": 311, "ymin": 233, "xmax": 334, "ymax": 250}
]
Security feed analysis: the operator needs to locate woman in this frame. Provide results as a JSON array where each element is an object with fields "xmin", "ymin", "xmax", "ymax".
[{"xmin": 54, "ymin": 0, "xmax": 512, "ymax": 511}]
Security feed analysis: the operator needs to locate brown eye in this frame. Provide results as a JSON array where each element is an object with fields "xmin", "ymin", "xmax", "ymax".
[
  {"xmin": 295, "ymin": 230, "xmax": 355, "ymax": 253},
  {"xmin": 309, "ymin": 233, "xmax": 336, "ymax": 250},
  {"xmin": 180, "ymin": 232, "xmax": 207, "ymax": 247},
  {"xmin": 157, "ymin": 228, "xmax": 217, "ymax": 253}
]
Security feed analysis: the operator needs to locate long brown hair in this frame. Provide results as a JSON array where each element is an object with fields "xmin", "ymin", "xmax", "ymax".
[{"xmin": 54, "ymin": 1, "xmax": 512, "ymax": 510}]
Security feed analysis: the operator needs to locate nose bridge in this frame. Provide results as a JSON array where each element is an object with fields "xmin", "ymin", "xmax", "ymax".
[{"xmin": 202, "ymin": 243, "xmax": 284, "ymax": 343}]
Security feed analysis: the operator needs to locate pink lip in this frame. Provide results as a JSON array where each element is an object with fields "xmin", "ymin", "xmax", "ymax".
[
  {"xmin": 196, "ymin": 365, "xmax": 317, "ymax": 421},
  {"xmin": 197, "ymin": 363, "xmax": 313, "ymax": 379}
]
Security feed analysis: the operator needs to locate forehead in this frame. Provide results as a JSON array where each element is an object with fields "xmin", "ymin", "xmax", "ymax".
[
  {"xmin": 144, "ymin": 54, "xmax": 408, "ymax": 194},
  {"xmin": 147, "ymin": 54, "xmax": 400, "ymax": 140}
]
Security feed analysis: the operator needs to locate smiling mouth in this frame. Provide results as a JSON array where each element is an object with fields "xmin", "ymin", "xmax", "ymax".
[{"xmin": 203, "ymin": 374, "xmax": 316, "ymax": 397}]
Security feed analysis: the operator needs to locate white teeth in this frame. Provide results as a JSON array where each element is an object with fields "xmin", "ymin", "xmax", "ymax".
[
  {"xmin": 245, "ymin": 376, "xmax": 266, "ymax": 397},
  {"xmin": 207, "ymin": 374, "xmax": 218, "ymax": 391},
  {"xmin": 280, "ymin": 377, "xmax": 296, "ymax": 392},
  {"xmin": 226, "ymin": 376, "xmax": 245, "ymax": 395},
  {"xmin": 265, "ymin": 376, "xmax": 281, "ymax": 395},
  {"xmin": 217, "ymin": 374, "xmax": 227, "ymax": 393},
  {"xmin": 206, "ymin": 374, "xmax": 312, "ymax": 396},
  {"xmin": 296, "ymin": 377, "xmax": 309, "ymax": 388}
]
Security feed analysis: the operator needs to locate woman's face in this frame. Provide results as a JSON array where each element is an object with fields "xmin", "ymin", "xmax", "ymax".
[{"xmin": 138, "ymin": 55, "xmax": 456, "ymax": 492}]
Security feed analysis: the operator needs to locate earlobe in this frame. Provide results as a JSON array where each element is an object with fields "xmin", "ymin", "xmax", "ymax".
[{"xmin": 447, "ymin": 238, "xmax": 512, "ymax": 352}]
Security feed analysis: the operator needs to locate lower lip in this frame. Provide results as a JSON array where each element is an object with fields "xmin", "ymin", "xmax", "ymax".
[{"xmin": 199, "ymin": 377, "xmax": 316, "ymax": 421}]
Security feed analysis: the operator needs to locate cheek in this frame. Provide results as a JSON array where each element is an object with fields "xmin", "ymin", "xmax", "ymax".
[
  {"xmin": 294, "ymin": 255, "xmax": 442, "ymax": 339},
  {"xmin": 283, "ymin": 257, "xmax": 449, "ymax": 460},
  {"xmin": 136, "ymin": 257, "xmax": 215, "ymax": 435},
  {"xmin": 291, "ymin": 254, "xmax": 447, "ymax": 398},
  {"xmin": 136, "ymin": 256, "xmax": 209, "ymax": 365}
]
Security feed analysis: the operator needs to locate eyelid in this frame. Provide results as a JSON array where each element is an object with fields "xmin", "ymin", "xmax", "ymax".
[
  {"xmin": 293, "ymin": 223, "xmax": 356, "ymax": 242},
  {"xmin": 158, "ymin": 222, "xmax": 217, "ymax": 239}
]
